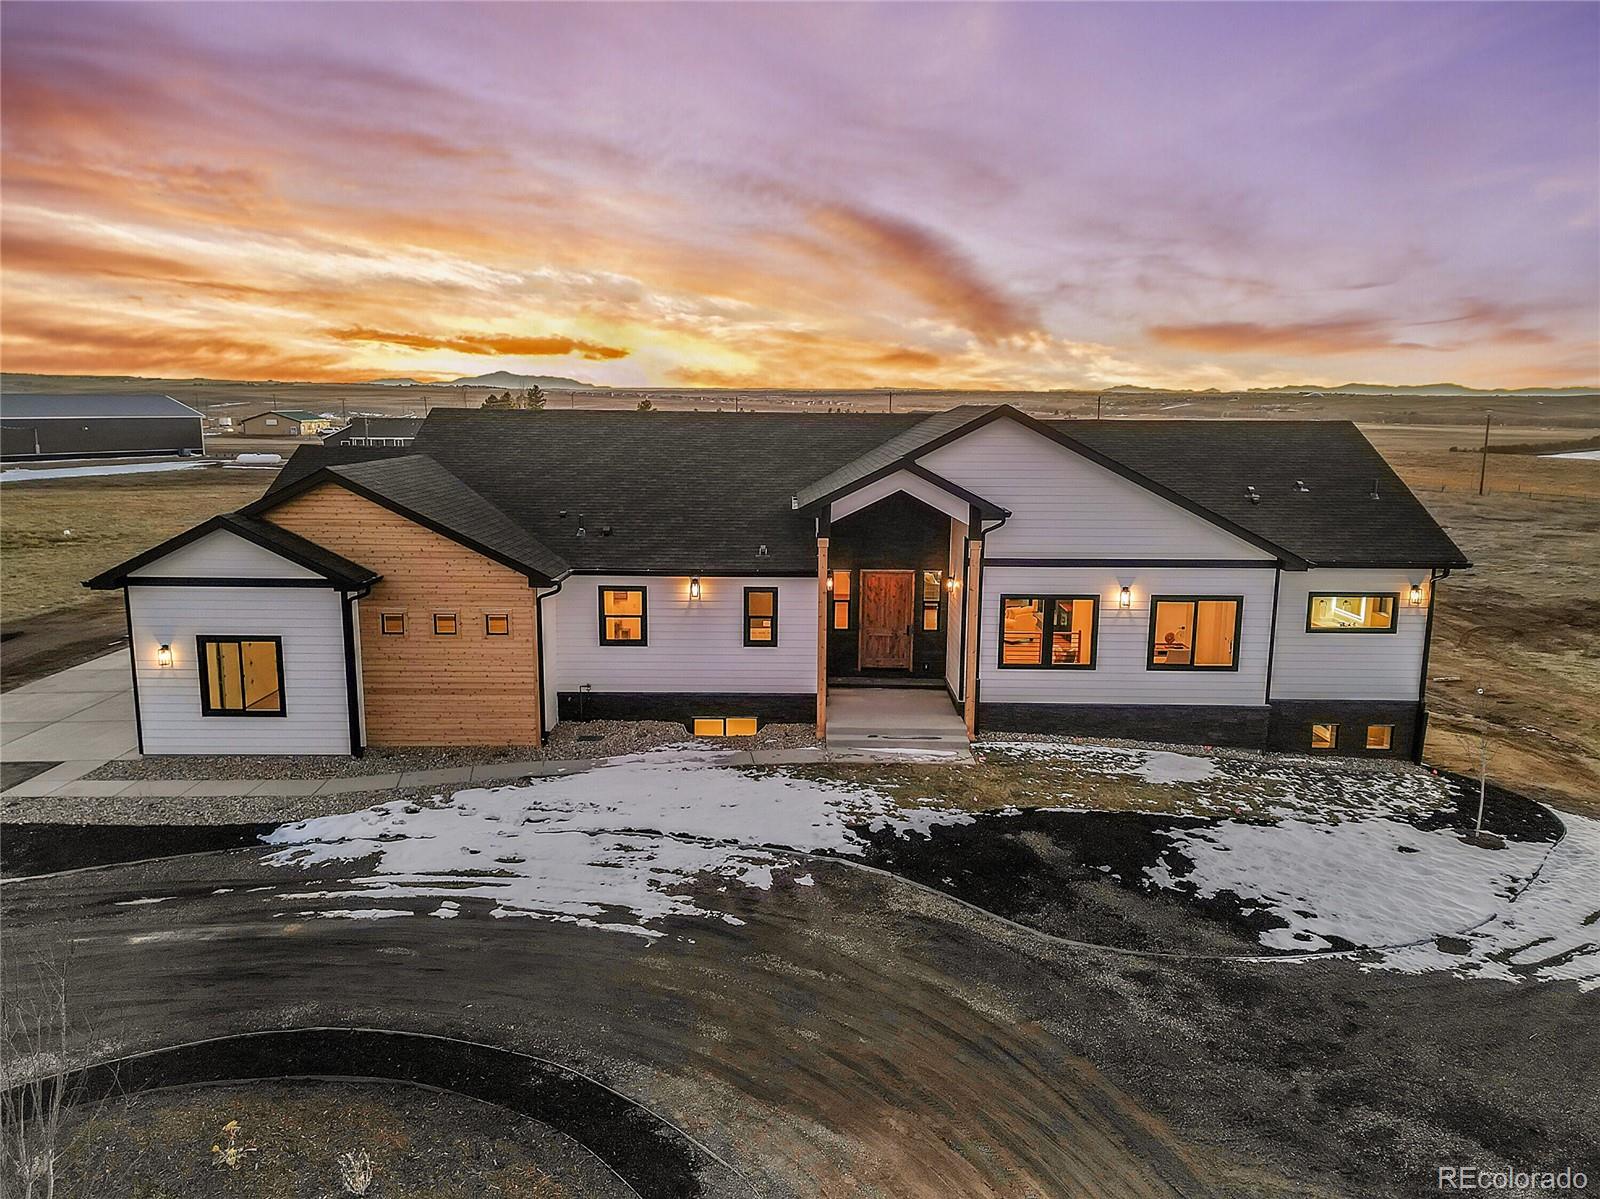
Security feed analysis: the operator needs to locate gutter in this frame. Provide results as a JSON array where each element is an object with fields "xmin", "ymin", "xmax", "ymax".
[
  {"xmin": 1412, "ymin": 566, "xmax": 1449, "ymax": 765},
  {"xmin": 341, "ymin": 584, "xmax": 372, "ymax": 758}
]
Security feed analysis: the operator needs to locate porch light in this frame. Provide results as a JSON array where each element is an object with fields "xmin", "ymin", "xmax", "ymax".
[
  {"xmin": 946, "ymin": 575, "xmax": 959, "ymax": 592},
  {"xmin": 826, "ymin": 574, "xmax": 834, "ymax": 591},
  {"xmin": 1119, "ymin": 586, "xmax": 1131, "ymax": 609},
  {"xmin": 689, "ymin": 576, "xmax": 701, "ymax": 600},
  {"xmin": 1409, "ymin": 582, "xmax": 1424, "ymax": 606},
  {"xmin": 156, "ymin": 643, "xmax": 173, "ymax": 668}
]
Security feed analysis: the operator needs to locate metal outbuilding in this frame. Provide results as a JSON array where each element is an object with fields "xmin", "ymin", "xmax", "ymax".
[{"xmin": 0, "ymin": 392, "xmax": 206, "ymax": 460}]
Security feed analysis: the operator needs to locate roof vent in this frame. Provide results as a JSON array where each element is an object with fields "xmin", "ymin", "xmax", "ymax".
[
  {"xmin": 756, "ymin": 543, "xmax": 770, "ymax": 557},
  {"xmin": 1370, "ymin": 479, "xmax": 1381, "ymax": 501},
  {"xmin": 558, "ymin": 509, "xmax": 568, "ymax": 519},
  {"xmin": 1245, "ymin": 485, "xmax": 1262, "ymax": 505},
  {"xmin": 1294, "ymin": 479, "xmax": 1310, "ymax": 492},
  {"xmin": 599, "ymin": 525, "xmax": 614, "ymax": 537},
  {"xmin": 576, "ymin": 513, "xmax": 586, "ymax": 538},
  {"xmin": 791, "ymin": 495, "xmax": 800, "ymax": 510}
]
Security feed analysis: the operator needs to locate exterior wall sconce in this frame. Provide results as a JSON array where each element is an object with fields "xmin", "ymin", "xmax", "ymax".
[
  {"xmin": 946, "ymin": 575, "xmax": 959, "ymax": 592},
  {"xmin": 1118, "ymin": 586, "xmax": 1131, "ymax": 609},
  {"xmin": 1408, "ymin": 582, "xmax": 1424, "ymax": 606},
  {"xmin": 156, "ymin": 643, "xmax": 174, "ymax": 668},
  {"xmin": 825, "ymin": 573, "xmax": 834, "ymax": 591},
  {"xmin": 689, "ymin": 576, "xmax": 702, "ymax": 600}
]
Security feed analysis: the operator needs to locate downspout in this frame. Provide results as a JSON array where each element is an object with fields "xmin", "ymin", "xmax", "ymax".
[
  {"xmin": 1262, "ymin": 566, "xmax": 1283, "ymax": 748},
  {"xmin": 964, "ymin": 510, "xmax": 1011, "ymax": 732},
  {"xmin": 123, "ymin": 587, "xmax": 145, "ymax": 756},
  {"xmin": 1413, "ymin": 567, "xmax": 1447, "ymax": 764},
  {"xmin": 534, "ymin": 574, "xmax": 565, "ymax": 746},
  {"xmin": 340, "ymin": 584, "xmax": 372, "ymax": 758}
]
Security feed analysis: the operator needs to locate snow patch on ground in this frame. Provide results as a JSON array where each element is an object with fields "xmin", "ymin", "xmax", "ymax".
[
  {"xmin": 0, "ymin": 460, "xmax": 206, "ymax": 484},
  {"xmin": 263, "ymin": 762, "xmax": 961, "ymax": 939}
]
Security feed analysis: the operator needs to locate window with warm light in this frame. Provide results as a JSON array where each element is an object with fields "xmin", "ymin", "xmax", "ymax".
[
  {"xmin": 197, "ymin": 636, "xmax": 284, "ymax": 716},
  {"xmin": 1000, "ymin": 595, "xmax": 1098, "ymax": 668},
  {"xmin": 1149, "ymin": 597, "xmax": 1241, "ymax": 669},
  {"xmin": 1366, "ymin": 724, "xmax": 1393, "ymax": 750},
  {"xmin": 830, "ymin": 570, "xmax": 851, "ymax": 629},
  {"xmin": 599, "ymin": 587, "xmax": 647, "ymax": 645},
  {"xmin": 921, "ymin": 570, "xmax": 943, "ymax": 631},
  {"xmin": 433, "ymin": 613, "xmax": 458, "ymax": 636},
  {"xmin": 743, "ymin": 587, "xmax": 777, "ymax": 646},
  {"xmin": 1311, "ymin": 723, "xmax": 1338, "ymax": 751},
  {"xmin": 1307, "ymin": 594, "xmax": 1397, "ymax": 633},
  {"xmin": 485, "ymin": 613, "xmax": 510, "ymax": 636},
  {"xmin": 693, "ymin": 716, "xmax": 758, "ymax": 737},
  {"xmin": 379, "ymin": 612, "xmax": 406, "ymax": 636}
]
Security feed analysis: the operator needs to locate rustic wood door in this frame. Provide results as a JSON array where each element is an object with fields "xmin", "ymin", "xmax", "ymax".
[{"xmin": 858, "ymin": 570, "xmax": 916, "ymax": 669}]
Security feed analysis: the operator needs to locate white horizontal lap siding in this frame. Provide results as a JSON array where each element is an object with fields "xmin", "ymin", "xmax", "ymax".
[
  {"xmin": 543, "ymin": 576, "xmax": 818, "ymax": 694},
  {"xmin": 129, "ymin": 529, "xmax": 322, "ymax": 580},
  {"xmin": 978, "ymin": 567, "xmax": 1275, "ymax": 705},
  {"xmin": 919, "ymin": 419, "xmax": 1275, "ymax": 560},
  {"xmin": 1270, "ymin": 569, "xmax": 1429, "ymax": 700},
  {"xmin": 129, "ymin": 585, "xmax": 350, "ymax": 754},
  {"xmin": 831, "ymin": 470, "xmax": 970, "ymax": 525}
]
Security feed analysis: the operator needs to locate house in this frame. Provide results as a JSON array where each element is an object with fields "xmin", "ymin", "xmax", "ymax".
[
  {"xmin": 238, "ymin": 409, "xmax": 338, "ymax": 437},
  {"xmin": 85, "ymin": 405, "xmax": 1470, "ymax": 760},
  {"xmin": 321, "ymin": 416, "xmax": 424, "ymax": 448},
  {"xmin": 1, "ymin": 393, "xmax": 205, "ymax": 460}
]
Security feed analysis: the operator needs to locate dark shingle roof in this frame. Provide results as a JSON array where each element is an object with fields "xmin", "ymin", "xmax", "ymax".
[
  {"xmin": 85, "ymin": 512, "xmax": 379, "ymax": 589},
  {"xmin": 2, "ymin": 392, "xmax": 202, "ymax": 420},
  {"xmin": 322, "ymin": 417, "xmax": 424, "ymax": 444},
  {"xmin": 793, "ymin": 405, "xmax": 993, "ymax": 507}
]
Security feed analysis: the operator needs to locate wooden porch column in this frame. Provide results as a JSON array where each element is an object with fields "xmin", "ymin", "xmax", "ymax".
[
  {"xmin": 962, "ymin": 537, "xmax": 983, "ymax": 739},
  {"xmin": 816, "ymin": 536, "xmax": 830, "ymax": 738}
]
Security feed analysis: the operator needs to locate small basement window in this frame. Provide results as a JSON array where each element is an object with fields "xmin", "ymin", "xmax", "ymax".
[
  {"xmin": 921, "ymin": 570, "xmax": 942, "ymax": 631},
  {"xmin": 433, "ymin": 613, "xmax": 459, "ymax": 635},
  {"xmin": 198, "ymin": 636, "xmax": 284, "ymax": 717},
  {"xmin": 599, "ymin": 587, "xmax": 647, "ymax": 645},
  {"xmin": 1366, "ymin": 724, "xmax": 1394, "ymax": 750},
  {"xmin": 744, "ymin": 587, "xmax": 777, "ymax": 646},
  {"xmin": 485, "ymin": 613, "xmax": 511, "ymax": 636},
  {"xmin": 831, "ymin": 570, "xmax": 851, "ymax": 629},
  {"xmin": 379, "ymin": 612, "xmax": 406, "ymax": 636},
  {"xmin": 1307, "ymin": 594, "xmax": 1398, "ymax": 633},
  {"xmin": 1311, "ymin": 723, "xmax": 1339, "ymax": 751},
  {"xmin": 693, "ymin": 716, "xmax": 758, "ymax": 737}
]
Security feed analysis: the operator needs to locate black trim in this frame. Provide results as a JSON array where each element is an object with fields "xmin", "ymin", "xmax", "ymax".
[
  {"xmin": 920, "ymin": 569, "xmax": 943, "ymax": 633},
  {"xmin": 1413, "ymin": 569, "xmax": 1444, "ymax": 764},
  {"xmin": 803, "ymin": 454, "xmax": 1008, "ymax": 520},
  {"xmin": 996, "ymin": 594, "xmax": 1099, "ymax": 669},
  {"xmin": 1263, "ymin": 569, "xmax": 1282, "ymax": 704},
  {"xmin": 901, "ymin": 463, "xmax": 1009, "ymax": 519},
  {"xmin": 1146, "ymin": 595, "xmax": 1245, "ymax": 671},
  {"xmin": 1304, "ymin": 592, "xmax": 1400, "ymax": 634},
  {"xmin": 124, "ymin": 589, "xmax": 145, "ymax": 755},
  {"xmin": 598, "ymin": 585, "xmax": 648, "ymax": 646},
  {"xmin": 84, "ymin": 512, "xmax": 380, "ymax": 590},
  {"xmin": 485, "ymin": 612, "xmax": 511, "ymax": 636},
  {"xmin": 1310, "ymin": 721, "xmax": 1340, "ymax": 751},
  {"xmin": 569, "ymin": 568, "xmax": 817, "ymax": 578},
  {"xmin": 379, "ymin": 612, "xmax": 406, "ymax": 635},
  {"xmin": 340, "ymin": 592, "xmax": 364, "ymax": 757},
  {"xmin": 195, "ymin": 635, "xmax": 287, "ymax": 718},
  {"xmin": 432, "ymin": 612, "xmax": 459, "ymax": 636},
  {"xmin": 120, "ymin": 577, "xmax": 342, "ymax": 589},
  {"xmin": 557, "ymin": 691, "xmax": 813, "ymax": 725},
  {"xmin": 984, "ymin": 557, "xmax": 1280, "ymax": 569},
  {"xmin": 743, "ymin": 586, "xmax": 778, "ymax": 647},
  {"xmin": 533, "ymin": 577, "xmax": 564, "ymax": 743}
]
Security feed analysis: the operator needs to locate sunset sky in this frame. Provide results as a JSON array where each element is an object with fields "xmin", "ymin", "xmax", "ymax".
[{"xmin": 2, "ymin": 1, "xmax": 1596, "ymax": 390}]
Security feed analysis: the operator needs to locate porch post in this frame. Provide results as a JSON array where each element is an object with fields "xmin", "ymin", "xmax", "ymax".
[
  {"xmin": 963, "ymin": 537, "xmax": 983, "ymax": 739},
  {"xmin": 816, "ymin": 536, "xmax": 830, "ymax": 738}
]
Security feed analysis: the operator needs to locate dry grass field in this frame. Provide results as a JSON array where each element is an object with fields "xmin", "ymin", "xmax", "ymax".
[{"xmin": 3, "ymin": 387, "xmax": 1595, "ymax": 810}]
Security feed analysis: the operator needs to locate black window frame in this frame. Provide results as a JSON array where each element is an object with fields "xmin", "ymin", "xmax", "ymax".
[
  {"xmin": 830, "ymin": 570, "xmax": 851, "ymax": 630},
  {"xmin": 997, "ymin": 594, "xmax": 1100, "ymax": 670},
  {"xmin": 743, "ymin": 586, "xmax": 779, "ymax": 648},
  {"xmin": 598, "ymin": 586, "xmax": 649, "ymax": 646},
  {"xmin": 921, "ymin": 570, "xmax": 943, "ymax": 633},
  {"xmin": 433, "ymin": 612, "xmax": 459, "ymax": 636},
  {"xmin": 485, "ymin": 612, "xmax": 511, "ymax": 636},
  {"xmin": 1146, "ymin": 595, "xmax": 1244, "ymax": 672},
  {"xmin": 195, "ymin": 635, "xmax": 287, "ymax": 718},
  {"xmin": 378, "ymin": 612, "xmax": 406, "ymax": 636},
  {"xmin": 1305, "ymin": 592, "xmax": 1400, "ymax": 634},
  {"xmin": 1365, "ymin": 724, "xmax": 1394, "ymax": 751},
  {"xmin": 1311, "ymin": 722, "xmax": 1340, "ymax": 751}
]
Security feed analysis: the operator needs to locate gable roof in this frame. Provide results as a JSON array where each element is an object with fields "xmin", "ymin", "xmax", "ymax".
[
  {"xmin": 2, "ymin": 393, "xmax": 202, "ymax": 420},
  {"xmin": 245, "ymin": 408, "xmax": 328, "ymax": 423},
  {"xmin": 249, "ymin": 453, "xmax": 570, "ymax": 584},
  {"xmin": 85, "ymin": 512, "xmax": 380, "ymax": 590},
  {"xmin": 322, "ymin": 416, "xmax": 424, "ymax": 443}
]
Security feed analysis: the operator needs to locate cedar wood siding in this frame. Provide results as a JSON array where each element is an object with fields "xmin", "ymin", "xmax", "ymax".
[{"xmin": 265, "ymin": 483, "xmax": 541, "ymax": 746}]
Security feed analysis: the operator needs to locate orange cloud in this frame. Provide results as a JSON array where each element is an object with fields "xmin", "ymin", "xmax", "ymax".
[
  {"xmin": 2, "ymin": 313, "xmax": 353, "ymax": 379},
  {"xmin": 331, "ymin": 326, "xmax": 630, "ymax": 360},
  {"xmin": 1146, "ymin": 316, "xmax": 1428, "ymax": 355}
]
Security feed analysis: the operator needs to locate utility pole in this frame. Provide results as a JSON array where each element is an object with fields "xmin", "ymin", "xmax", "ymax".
[
  {"xmin": 1477, "ymin": 412, "xmax": 1492, "ymax": 496},
  {"xmin": 887, "ymin": 391, "xmax": 894, "ymax": 413},
  {"xmin": 1097, "ymin": 393, "xmax": 1103, "ymax": 420}
]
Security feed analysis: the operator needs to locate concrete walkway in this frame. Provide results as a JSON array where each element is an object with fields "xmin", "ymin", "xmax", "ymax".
[
  {"xmin": 826, "ymin": 686, "xmax": 971, "ymax": 754},
  {"xmin": 2, "ymin": 652, "xmax": 969, "ymax": 801}
]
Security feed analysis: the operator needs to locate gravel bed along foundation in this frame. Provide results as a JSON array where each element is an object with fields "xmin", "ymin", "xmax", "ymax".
[{"xmin": 1, "ymin": 786, "xmax": 463, "ymax": 828}]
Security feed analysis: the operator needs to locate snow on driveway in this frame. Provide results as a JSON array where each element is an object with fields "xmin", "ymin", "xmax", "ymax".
[{"xmin": 262, "ymin": 762, "xmax": 963, "ymax": 938}]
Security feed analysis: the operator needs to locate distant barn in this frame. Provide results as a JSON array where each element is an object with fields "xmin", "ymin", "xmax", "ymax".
[
  {"xmin": 321, "ymin": 416, "xmax": 424, "ymax": 448},
  {"xmin": 0, "ymin": 393, "xmax": 206, "ymax": 461},
  {"xmin": 238, "ymin": 409, "xmax": 339, "ymax": 437}
]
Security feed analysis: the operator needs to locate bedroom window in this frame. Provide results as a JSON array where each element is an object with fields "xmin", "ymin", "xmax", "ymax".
[
  {"xmin": 921, "ymin": 571, "xmax": 943, "ymax": 631},
  {"xmin": 1148, "ymin": 597, "xmax": 1241, "ymax": 669},
  {"xmin": 1311, "ymin": 723, "xmax": 1338, "ymax": 751},
  {"xmin": 485, "ymin": 613, "xmax": 511, "ymax": 636},
  {"xmin": 197, "ymin": 636, "xmax": 284, "ymax": 717},
  {"xmin": 599, "ymin": 587, "xmax": 647, "ymax": 645},
  {"xmin": 433, "ymin": 613, "xmax": 458, "ymax": 635},
  {"xmin": 1366, "ymin": 724, "xmax": 1394, "ymax": 750},
  {"xmin": 830, "ymin": 571, "xmax": 851, "ymax": 629},
  {"xmin": 999, "ymin": 595, "xmax": 1098, "ymax": 668},
  {"xmin": 744, "ymin": 587, "xmax": 777, "ymax": 646},
  {"xmin": 379, "ymin": 612, "xmax": 406, "ymax": 636},
  {"xmin": 1307, "ymin": 593, "xmax": 1398, "ymax": 632}
]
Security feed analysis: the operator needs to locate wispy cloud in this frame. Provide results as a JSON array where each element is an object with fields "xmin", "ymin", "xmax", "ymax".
[{"xmin": 330, "ymin": 328, "xmax": 630, "ymax": 361}]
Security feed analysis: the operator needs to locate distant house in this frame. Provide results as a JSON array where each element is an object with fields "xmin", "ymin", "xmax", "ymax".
[
  {"xmin": 1, "ymin": 393, "xmax": 205, "ymax": 461},
  {"xmin": 89, "ymin": 405, "xmax": 1470, "ymax": 762},
  {"xmin": 238, "ymin": 410, "xmax": 338, "ymax": 437},
  {"xmin": 321, "ymin": 417, "xmax": 423, "ymax": 448}
]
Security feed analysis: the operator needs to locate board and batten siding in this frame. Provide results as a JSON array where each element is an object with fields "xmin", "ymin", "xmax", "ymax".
[
  {"xmin": 918, "ymin": 419, "xmax": 1276, "ymax": 560},
  {"xmin": 266, "ymin": 484, "xmax": 541, "ymax": 746},
  {"xmin": 128, "ymin": 584, "xmax": 351, "ymax": 755},
  {"xmin": 977, "ymin": 566, "xmax": 1276, "ymax": 705},
  {"xmin": 541, "ymin": 575, "xmax": 817, "ymax": 697},
  {"xmin": 1269, "ymin": 569, "xmax": 1430, "ymax": 701}
]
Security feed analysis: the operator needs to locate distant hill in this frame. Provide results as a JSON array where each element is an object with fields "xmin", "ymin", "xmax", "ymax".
[
  {"xmin": 1252, "ymin": 382, "xmax": 1598, "ymax": 397},
  {"xmin": 365, "ymin": 377, "xmax": 422, "ymax": 386},
  {"xmin": 444, "ymin": 371, "xmax": 596, "ymax": 389}
]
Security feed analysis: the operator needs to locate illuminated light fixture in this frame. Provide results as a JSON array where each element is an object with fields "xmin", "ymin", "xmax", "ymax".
[
  {"xmin": 946, "ymin": 575, "xmax": 959, "ymax": 592},
  {"xmin": 1119, "ymin": 586, "xmax": 1131, "ymax": 609},
  {"xmin": 689, "ymin": 576, "xmax": 701, "ymax": 600},
  {"xmin": 156, "ymin": 643, "xmax": 173, "ymax": 668},
  {"xmin": 826, "ymin": 573, "xmax": 834, "ymax": 591},
  {"xmin": 1408, "ymin": 582, "xmax": 1424, "ymax": 606}
]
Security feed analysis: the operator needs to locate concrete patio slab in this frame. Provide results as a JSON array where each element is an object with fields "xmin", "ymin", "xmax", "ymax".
[
  {"xmin": 1, "ymin": 691, "xmax": 116, "ymax": 722},
  {"xmin": 3, "ymin": 720, "xmax": 138, "ymax": 762},
  {"xmin": 1, "ymin": 722, "xmax": 50, "ymax": 746}
]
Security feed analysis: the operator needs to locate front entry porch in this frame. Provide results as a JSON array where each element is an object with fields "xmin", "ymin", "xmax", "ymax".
[{"xmin": 824, "ymin": 686, "xmax": 970, "ymax": 756}]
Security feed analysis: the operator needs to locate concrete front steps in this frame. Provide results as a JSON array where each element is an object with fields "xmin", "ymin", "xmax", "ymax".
[{"xmin": 824, "ymin": 687, "xmax": 972, "ymax": 761}]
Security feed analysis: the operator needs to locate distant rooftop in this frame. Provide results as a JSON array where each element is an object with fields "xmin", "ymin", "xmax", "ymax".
[{"xmin": 0, "ymin": 392, "xmax": 203, "ymax": 420}]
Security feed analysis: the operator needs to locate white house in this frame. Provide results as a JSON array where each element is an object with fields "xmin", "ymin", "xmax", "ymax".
[{"xmin": 88, "ymin": 405, "xmax": 1469, "ymax": 759}]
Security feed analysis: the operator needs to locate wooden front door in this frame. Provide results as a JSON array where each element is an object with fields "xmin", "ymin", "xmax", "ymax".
[{"xmin": 858, "ymin": 570, "xmax": 916, "ymax": 669}]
